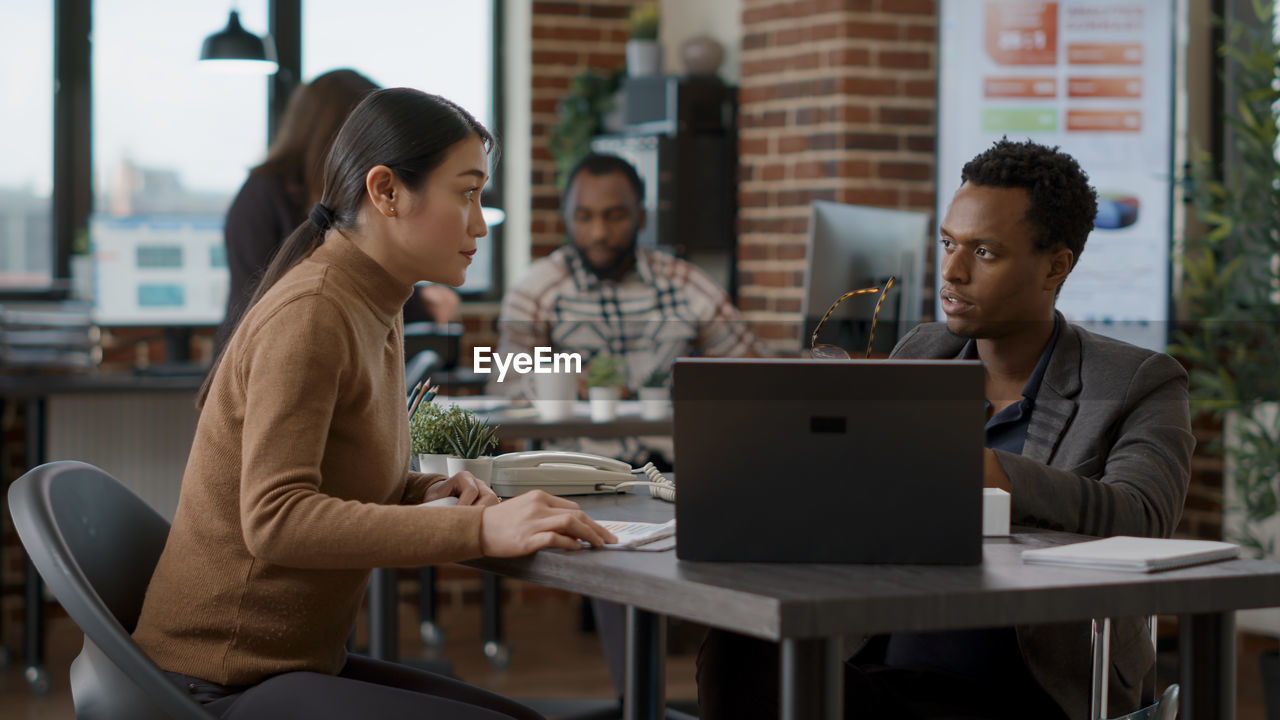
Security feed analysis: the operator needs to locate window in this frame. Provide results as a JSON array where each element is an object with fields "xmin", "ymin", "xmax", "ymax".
[
  {"xmin": 302, "ymin": 0, "xmax": 500, "ymax": 295},
  {"xmin": 94, "ymin": 1, "xmax": 269, "ymax": 221},
  {"xmin": 0, "ymin": 2, "xmax": 54, "ymax": 289}
]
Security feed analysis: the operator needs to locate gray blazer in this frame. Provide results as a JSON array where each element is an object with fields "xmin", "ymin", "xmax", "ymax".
[{"xmin": 886, "ymin": 314, "xmax": 1195, "ymax": 720}]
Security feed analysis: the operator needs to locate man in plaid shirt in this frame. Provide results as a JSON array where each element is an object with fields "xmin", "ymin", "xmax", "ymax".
[{"xmin": 492, "ymin": 153, "xmax": 760, "ymax": 465}]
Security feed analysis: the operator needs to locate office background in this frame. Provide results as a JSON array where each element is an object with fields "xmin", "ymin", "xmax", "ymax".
[{"xmin": 0, "ymin": 0, "xmax": 1266, "ymax": 714}]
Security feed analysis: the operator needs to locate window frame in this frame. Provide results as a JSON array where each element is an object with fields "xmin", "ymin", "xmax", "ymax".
[{"xmin": 12, "ymin": 0, "xmax": 505, "ymax": 301}]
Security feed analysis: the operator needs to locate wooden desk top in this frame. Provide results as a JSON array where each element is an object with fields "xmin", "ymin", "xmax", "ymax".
[{"xmin": 465, "ymin": 492, "xmax": 1280, "ymax": 641}]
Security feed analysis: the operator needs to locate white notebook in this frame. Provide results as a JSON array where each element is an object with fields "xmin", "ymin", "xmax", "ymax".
[{"xmin": 1022, "ymin": 536, "xmax": 1240, "ymax": 572}]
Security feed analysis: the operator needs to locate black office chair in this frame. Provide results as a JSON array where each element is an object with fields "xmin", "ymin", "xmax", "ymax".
[{"xmin": 8, "ymin": 461, "xmax": 215, "ymax": 719}]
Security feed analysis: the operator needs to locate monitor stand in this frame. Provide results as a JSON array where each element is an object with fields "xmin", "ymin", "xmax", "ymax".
[{"xmin": 134, "ymin": 327, "xmax": 211, "ymax": 377}]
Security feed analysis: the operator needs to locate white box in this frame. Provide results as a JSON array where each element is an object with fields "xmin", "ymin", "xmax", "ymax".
[{"xmin": 983, "ymin": 488, "xmax": 1011, "ymax": 536}]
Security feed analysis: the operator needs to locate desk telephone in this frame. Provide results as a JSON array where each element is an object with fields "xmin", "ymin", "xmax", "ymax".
[{"xmin": 491, "ymin": 451, "xmax": 675, "ymax": 502}]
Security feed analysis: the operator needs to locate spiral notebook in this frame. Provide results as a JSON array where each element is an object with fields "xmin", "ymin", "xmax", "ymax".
[{"xmin": 1022, "ymin": 536, "xmax": 1240, "ymax": 573}]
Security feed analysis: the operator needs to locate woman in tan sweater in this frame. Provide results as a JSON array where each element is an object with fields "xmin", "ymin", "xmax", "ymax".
[{"xmin": 132, "ymin": 88, "xmax": 614, "ymax": 719}]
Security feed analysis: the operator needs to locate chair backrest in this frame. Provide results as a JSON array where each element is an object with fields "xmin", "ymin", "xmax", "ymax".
[{"xmin": 8, "ymin": 461, "xmax": 216, "ymax": 719}]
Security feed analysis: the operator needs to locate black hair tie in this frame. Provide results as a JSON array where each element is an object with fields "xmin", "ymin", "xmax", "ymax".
[{"xmin": 309, "ymin": 202, "xmax": 335, "ymax": 230}]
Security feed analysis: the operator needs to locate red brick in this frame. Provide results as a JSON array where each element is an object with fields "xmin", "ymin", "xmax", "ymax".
[
  {"xmin": 838, "ymin": 187, "xmax": 900, "ymax": 206},
  {"xmin": 778, "ymin": 188, "xmax": 837, "ymax": 207},
  {"xmin": 740, "ymin": 190, "xmax": 771, "ymax": 208},
  {"xmin": 905, "ymin": 134, "xmax": 935, "ymax": 153},
  {"xmin": 795, "ymin": 160, "xmax": 838, "ymax": 179},
  {"xmin": 836, "ymin": 105, "xmax": 873, "ymax": 123},
  {"xmin": 879, "ymin": 161, "xmax": 932, "ymax": 181},
  {"xmin": 761, "ymin": 163, "xmax": 787, "ymax": 181},
  {"xmin": 743, "ymin": 32, "xmax": 769, "ymax": 51},
  {"xmin": 778, "ymin": 135, "xmax": 808, "ymax": 153},
  {"xmin": 827, "ymin": 48, "xmax": 871, "ymax": 67},
  {"xmin": 838, "ymin": 76, "xmax": 899, "ymax": 96},
  {"xmin": 532, "ymin": 25, "xmax": 602, "ymax": 42},
  {"xmin": 739, "ymin": 295, "xmax": 770, "ymax": 312},
  {"xmin": 751, "ymin": 322, "xmax": 802, "ymax": 341},
  {"xmin": 742, "ymin": 110, "xmax": 789, "ymax": 129},
  {"xmin": 839, "ymin": 160, "xmax": 873, "ymax": 177},
  {"xmin": 842, "ymin": 20, "xmax": 897, "ymax": 40},
  {"xmin": 532, "ymin": 2, "xmax": 582, "ymax": 16},
  {"xmin": 739, "ymin": 137, "xmax": 770, "ymax": 155},
  {"xmin": 809, "ymin": 133, "xmax": 840, "ymax": 150},
  {"xmin": 879, "ymin": 106, "xmax": 933, "ymax": 125},
  {"xmin": 903, "ymin": 80, "xmax": 937, "ymax": 98},
  {"xmin": 777, "ymin": 298, "xmax": 804, "ymax": 313},
  {"xmin": 532, "ymin": 50, "xmax": 581, "ymax": 65},
  {"xmin": 878, "ymin": 50, "xmax": 932, "ymax": 70},
  {"xmin": 585, "ymin": 4, "xmax": 629, "ymax": 19},
  {"xmin": 904, "ymin": 23, "xmax": 937, "ymax": 42},
  {"xmin": 587, "ymin": 52, "xmax": 625, "ymax": 67},
  {"xmin": 777, "ymin": 245, "xmax": 809, "ymax": 261},
  {"xmin": 532, "ymin": 76, "xmax": 571, "ymax": 89},
  {"xmin": 884, "ymin": 0, "xmax": 936, "ymax": 15},
  {"xmin": 795, "ymin": 107, "xmax": 831, "ymax": 125},
  {"xmin": 745, "ymin": 270, "xmax": 805, "ymax": 287},
  {"xmin": 843, "ymin": 132, "xmax": 899, "ymax": 150}
]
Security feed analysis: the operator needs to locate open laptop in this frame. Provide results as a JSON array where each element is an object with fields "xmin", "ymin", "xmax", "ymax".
[{"xmin": 673, "ymin": 358, "xmax": 985, "ymax": 564}]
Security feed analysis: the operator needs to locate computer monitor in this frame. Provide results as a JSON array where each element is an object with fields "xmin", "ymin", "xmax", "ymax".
[
  {"xmin": 802, "ymin": 201, "xmax": 931, "ymax": 356},
  {"xmin": 90, "ymin": 214, "xmax": 229, "ymax": 370}
]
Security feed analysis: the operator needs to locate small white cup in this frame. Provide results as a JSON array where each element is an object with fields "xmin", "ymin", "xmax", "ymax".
[
  {"xmin": 533, "ymin": 369, "xmax": 580, "ymax": 421},
  {"xmin": 637, "ymin": 386, "xmax": 670, "ymax": 420},
  {"xmin": 588, "ymin": 386, "xmax": 621, "ymax": 422}
]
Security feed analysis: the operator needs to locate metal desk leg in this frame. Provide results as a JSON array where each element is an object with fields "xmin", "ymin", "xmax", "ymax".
[
  {"xmin": 367, "ymin": 567, "xmax": 399, "ymax": 661},
  {"xmin": 780, "ymin": 637, "xmax": 841, "ymax": 720},
  {"xmin": 23, "ymin": 397, "xmax": 49, "ymax": 693},
  {"xmin": 1178, "ymin": 611, "xmax": 1235, "ymax": 720},
  {"xmin": 482, "ymin": 572, "xmax": 509, "ymax": 667},
  {"xmin": 417, "ymin": 566, "xmax": 444, "ymax": 647},
  {"xmin": 623, "ymin": 606, "xmax": 665, "ymax": 720}
]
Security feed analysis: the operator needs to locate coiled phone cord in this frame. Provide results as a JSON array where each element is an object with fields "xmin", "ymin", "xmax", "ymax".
[{"xmin": 606, "ymin": 463, "xmax": 676, "ymax": 502}]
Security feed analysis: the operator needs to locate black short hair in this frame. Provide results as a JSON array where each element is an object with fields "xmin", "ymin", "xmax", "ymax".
[
  {"xmin": 564, "ymin": 153, "xmax": 645, "ymax": 206},
  {"xmin": 961, "ymin": 138, "xmax": 1097, "ymax": 269}
]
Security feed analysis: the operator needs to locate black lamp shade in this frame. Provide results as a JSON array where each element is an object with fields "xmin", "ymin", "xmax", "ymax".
[{"xmin": 199, "ymin": 10, "xmax": 278, "ymax": 70}]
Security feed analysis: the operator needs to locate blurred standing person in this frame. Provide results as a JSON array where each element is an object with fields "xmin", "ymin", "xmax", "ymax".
[{"xmin": 216, "ymin": 69, "xmax": 457, "ymax": 353}]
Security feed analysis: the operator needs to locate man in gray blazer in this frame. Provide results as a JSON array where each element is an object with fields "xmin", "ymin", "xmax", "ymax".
[{"xmin": 697, "ymin": 139, "xmax": 1194, "ymax": 720}]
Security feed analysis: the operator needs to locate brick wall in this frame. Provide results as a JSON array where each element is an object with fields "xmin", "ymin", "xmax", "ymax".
[
  {"xmin": 737, "ymin": 0, "xmax": 938, "ymax": 354},
  {"xmin": 528, "ymin": 1, "xmax": 639, "ymax": 260}
]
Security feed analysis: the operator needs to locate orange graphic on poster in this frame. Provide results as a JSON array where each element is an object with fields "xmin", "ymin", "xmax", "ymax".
[
  {"xmin": 1067, "ymin": 110, "xmax": 1141, "ymax": 132},
  {"xmin": 984, "ymin": 77, "xmax": 1057, "ymax": 98},
  {"xmin": 984, "ymin": 2, "xmax": 1058, "ymax": 66},
  {"xmin": 1068, "ymin": 77, "xmax": 1142, "ymax": 98},
  {"xmin": 1067, "ymin": 43, "xmax": 1143, "ymax": 65}
]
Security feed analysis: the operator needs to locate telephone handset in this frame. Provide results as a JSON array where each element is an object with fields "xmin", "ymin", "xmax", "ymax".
[{"xmin": 491, "ymin": 451, "xmax": 675, "ymax": 502}]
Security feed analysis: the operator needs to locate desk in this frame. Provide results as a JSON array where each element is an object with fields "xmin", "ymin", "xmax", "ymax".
[
  {"xmin": 368, "ymin": 401, "xmax": 673, "ymax": 667},
  {"xmin": 0, "ymin": 371, "xmax": 204, "ymax": 693},
  {"xmin": 465, "ymin": 492, "xmax": 1280, "ymax": 720}
]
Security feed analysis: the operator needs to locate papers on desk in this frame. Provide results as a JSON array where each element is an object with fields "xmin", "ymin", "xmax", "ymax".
[
  {"xmin": 1022, "ymin": 536, "xmax": 1240, "ymax": 573},
  {"xmin": 588, "ymin": 519, "xmax": 676, "ymax": 551},
  {"xmin": 433, "ymin": 395, "xmax": 512, "ymax": 412}
]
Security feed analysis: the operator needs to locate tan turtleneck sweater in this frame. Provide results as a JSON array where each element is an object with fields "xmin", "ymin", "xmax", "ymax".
[{"xmin": 133, "ymin": 232, "xmax": 485, "ymax": 685}]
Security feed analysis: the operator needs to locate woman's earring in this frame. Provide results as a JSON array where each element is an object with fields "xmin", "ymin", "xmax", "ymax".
[{"xmin": 389, "ymin": 206, "xmax": 396, "ymax": 217}]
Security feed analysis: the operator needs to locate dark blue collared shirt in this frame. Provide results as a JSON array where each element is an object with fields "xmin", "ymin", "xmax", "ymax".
[
  {"xmin": 963, "ymin": 314, "xmax": 1060, "ymax": 455},
  {"xmin": 884, "ymin": 317, "xmax": 1064, "ymax": 697}
]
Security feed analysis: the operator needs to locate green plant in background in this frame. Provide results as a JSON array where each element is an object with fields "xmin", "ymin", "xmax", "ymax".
[
  {"xmin": 444, "ymin": 411, "xmax": 500, "ymax": 459},
  {"xmin": 1167, "ymin": 0, "xmax": 1280, "ymax": 557},
  {"xmin": 548, "ymin": 69, "xmax": 624, "ymax": 192},
  {"xmin": 585, "ymin": 352, "xmax": 627, "ymax": 388},
  {"xmin": 410, "ymin": 403, "xmax": 466, "ymax": 456},
  {"xmin": 640, "ymin": 365, "xmax": 669, "ymax": 388},
  {"xmin": 627, "ymin": 3, "xmax": 659, "ymax": 40}
]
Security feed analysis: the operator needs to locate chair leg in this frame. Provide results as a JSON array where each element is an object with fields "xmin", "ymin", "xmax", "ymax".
[
  {"xmin": 1092, "ymin": 617, "xmax": 1112, "ymax": 720},
  {"xmin": 417, "ymin": 567, "xmax": 445, "ymax": 648}
]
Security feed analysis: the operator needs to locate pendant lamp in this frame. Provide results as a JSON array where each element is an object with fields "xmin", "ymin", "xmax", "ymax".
[{"xmin": 199, "ymin": 10, "xmax": 278, "ymax": 75}]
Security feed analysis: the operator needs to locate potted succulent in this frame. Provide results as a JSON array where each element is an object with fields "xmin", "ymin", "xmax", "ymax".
[
  {"xmin": 444, "ymin": 410, "xmax": 500, "ymax": 484},
  {"xmin": 637, "ymin": 365, "xmax": 670, "ymax": 420},
  {"xmin": 625, "ymin": 3, "xmax": 661, "ymax": 77},
  {"xmin": 410, "ymin": 402, "xmax": 466, "ymax": 475},
  {"xmin": 1167, "ymin": 0, "xmax": 1280, "ymax": 705},
  {"xmin": 585, "ymin": 352, "xmax": 627, "ymax": 422}
]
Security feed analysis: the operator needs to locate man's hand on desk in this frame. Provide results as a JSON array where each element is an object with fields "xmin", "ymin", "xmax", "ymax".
[
  {"xmin": 480, "ymin": 490, "xmax": 618, "ymax": 556},
  {"xmin": 983, "ymin": 448, "xmax": 1011, "ymax": 492},
  {"xmin": 424, "ymin": 471, "xmax": 500, "ymax": 507}
]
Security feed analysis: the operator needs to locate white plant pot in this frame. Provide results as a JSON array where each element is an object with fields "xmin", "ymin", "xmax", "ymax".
[
  {"xmin": 447, "ymin": 456, "xmax": 494, "ymax": 486},
  {"xmin": 1224, "ymin": 402, "xmax": 1280, "ymax": 636},
  {"xmin": 626, "ymin": 39, "xmax": 662, "ymax": 77},
  {"xmin": 417, "ymin": 453, "xmax": 450, "ymax": 476},
  {"xmin": 638, "ymin": 386, "xmax": 670, "ymax": 420},
  {"xmin": 588, "ymin": 386, "xmax": 622, "ymax": 421},
  {"xmin": 533, "ymin": 368, "xmax": 580, "ymax": 421}
]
